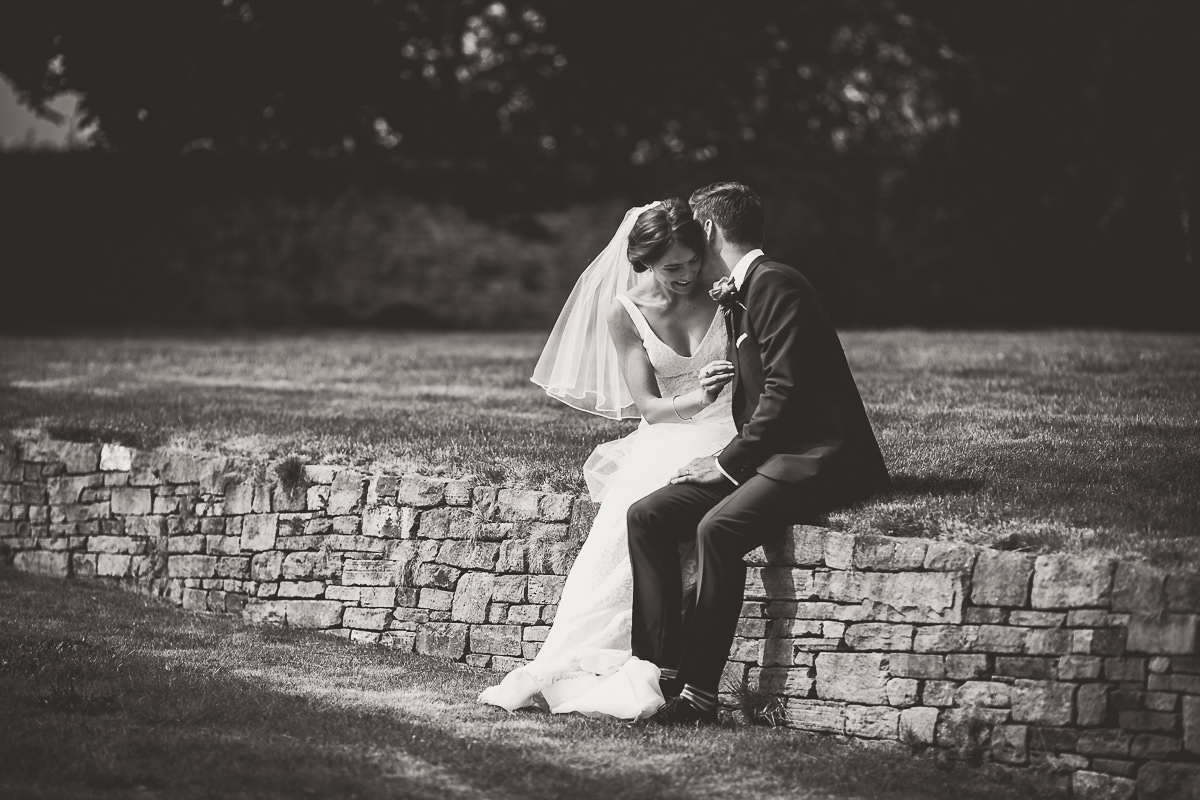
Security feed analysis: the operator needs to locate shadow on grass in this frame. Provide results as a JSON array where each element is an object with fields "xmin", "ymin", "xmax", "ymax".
[
  {"xmin": 0, "ymin": 570, "xmax": 1069, "ymax": 800},
  {"xmin": 888, "ymin": 473, "xmax": 986, "ymax": 498}
]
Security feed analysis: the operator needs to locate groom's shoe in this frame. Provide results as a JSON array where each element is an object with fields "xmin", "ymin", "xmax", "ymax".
[{"xmin": 650, "ymin": 696, "xmax": 718, "ymax": 726}]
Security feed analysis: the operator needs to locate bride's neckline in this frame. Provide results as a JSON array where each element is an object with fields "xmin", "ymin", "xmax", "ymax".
[{"xmin": 618, "ymin": 295, "xmax": 721, "ymax": 359}]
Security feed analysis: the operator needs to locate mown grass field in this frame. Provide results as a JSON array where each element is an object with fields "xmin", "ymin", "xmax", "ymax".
[
  {"xmin": 0, "ymin": 569, "xmax": 1069, "ymax": 800},
  {"xmin": 1, "ymin": 330, "xmax": 1197, "ymax": 564}
]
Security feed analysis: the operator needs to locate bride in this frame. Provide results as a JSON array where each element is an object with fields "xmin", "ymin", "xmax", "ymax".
[{"xmin": 478, "ymin": 198, "xmax": 737, "ymax": 719}]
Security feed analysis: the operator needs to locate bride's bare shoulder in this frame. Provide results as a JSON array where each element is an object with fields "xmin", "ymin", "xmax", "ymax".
[{"xmin": 606, "ymin": 296, "xmax": 638, "ymax": 338}]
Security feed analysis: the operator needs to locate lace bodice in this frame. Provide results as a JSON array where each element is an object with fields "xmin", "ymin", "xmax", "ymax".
[{"xmin": 614, "ymin": 295, "xmax": 732, "ymax": 421}]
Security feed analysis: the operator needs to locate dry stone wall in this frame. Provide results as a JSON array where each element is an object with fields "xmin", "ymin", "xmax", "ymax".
[{"xmin": 2, "ymin": 434, "xmax": 1198, "ymax": 799}]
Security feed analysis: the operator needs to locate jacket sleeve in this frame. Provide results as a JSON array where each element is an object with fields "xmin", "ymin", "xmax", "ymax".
[{"xmin": 716, "ymin": 267, "xmax": 808, "ymax": 483}]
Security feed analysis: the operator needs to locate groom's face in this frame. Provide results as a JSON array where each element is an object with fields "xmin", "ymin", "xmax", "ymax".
[{"xmin": 647, "ymin": 242, "xmax": 702, "ymax": 295}]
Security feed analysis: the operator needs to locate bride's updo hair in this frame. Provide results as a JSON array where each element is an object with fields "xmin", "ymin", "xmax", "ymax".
[{"xmin": 627, "ymin": 198, "xmax": 706, "ymax": 273}]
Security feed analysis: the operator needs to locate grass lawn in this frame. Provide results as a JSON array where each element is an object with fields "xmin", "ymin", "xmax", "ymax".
[
  {"xmin": 0, "ymin": 568, "xmax": 1068, "ymax": 800},
  {"xmin": 1, "ymin": 329, "xmax": 1198, "ymax": 565}
]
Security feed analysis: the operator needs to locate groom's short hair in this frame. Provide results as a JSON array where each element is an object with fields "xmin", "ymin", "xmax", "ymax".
[{"xmin": 689, "ymin": 182, "xmax": 764, "ymax": 247}]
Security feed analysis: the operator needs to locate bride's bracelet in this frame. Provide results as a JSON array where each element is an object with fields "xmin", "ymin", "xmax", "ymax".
[{"xmin": 671, "ymin": 394, "xmax": 694, "ymax": 422}]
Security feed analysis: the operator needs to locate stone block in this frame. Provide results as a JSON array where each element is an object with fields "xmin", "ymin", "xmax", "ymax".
[
  {"xmin": 491, "ymin": 575, "xmax": 527, "ymax": 604},
  {"xmin": 746, "ymin": 666, "xmax": 815, "ymax": 698},
  {"xmin": 328, "ymin": 471, "xmax": 367, "ymax": 514},
  {"xmin": 788, "ymin": 699, "xmax": 846, "ymax": 734},
  {"xmin": 100, "ymin": 443, "xmax": 133, "ymax": 472},
  {"xmin": 1130, "ymin": 734, "xmax": 1182, "ymax": 759},
  {"xmin": 110, "ymin": 487, "xmax": 152, "ymax": 515},
  {"xmin": 359, "ymin": 587, "xmax": 397, "ymax": 607},
  {"xmin": 1030, "ymin": 555, "xmax": 1116, "ymax": 609},
  {"xmin": 1116, "ymin": 709, "xmax": 1177, "ymax": 732},
  {"xmin": 13, "ymin": 550, "xmax": 70, "ymax": 577},
  {"xmin": 240, "ymin": 514, "xmax": 278, "ymax": 552},
  {"xmin": 944, "ymin": 653, "xmax": 990, "ymax": 680},
  {"xmin": 1059, "ymin": 655, "xmax": 1103, "ymax": 680},
  {"xmin": 749, "ymin": 525, "xmax": 826, "ymax": 567},
  {"xmin": 495, "ymin": 488, "xmax": 542, "ymax": 521},
  {"xmin": 971, "ymin": 551, "xmax": 1036, "ymax": 607},
  {"xmin": 181, "ymin": 587, "xmax": 208, "ymax": 611},
  {"xmin": 244, "ymin": 599, "xmax": 343, "ymax": 628},
  {"xmin": 452, "ymin": 572, "xmax": 494, "ymax": 623},
  {"xmin": 1185, "ymin": 696, "xmax": 1200, "ymax": 754},
  {"xmin": 1072, "ymin": 628, "xmax": 1127, "ymax": 656},
  {"xmin": 1071, "ymin": 771, "xmax": 1135, "ymax": 800},
  {"xmin": 956, "ymin": 681, "xmax": 1011, "ymax": 708},
  {"xmin": 844, "ymin": 705, "xmax": 899, "ymax": 739},
  {"xmin": 527, "ymin": 575, "xmax": 566, "ymax": 605},
  {"xmin": 1079, "ymin": 729, "xmax": 1134, "ymax": 757},
  {"xmin": 1166, "ymin": 572, "xmax": 1200, "ymax": 612},
  {"xmin": 506, "ymin": 605, "xmax": 542, "ymax": 625},
  {"xmin": 1089, "ymin": 759, "xmax": 1138, "ymax": 779},
  {"xmin": 1111, "ymin": 562, "xmax": 1167, "ymax": 614},
  {"xmin": 397, "ymin": 475, "xmax": 446, "ymax": 508},
  {"xmin": 1026, "ymin": 627, "xmax": 1071, "ymax": 655},
  {"xmin": 936, "ymin": 706, "xmax": 1009, "ymax": 749},
  {"xmin": 886, "ymin": 677, "xmax": 919, "ymax": 707},
  {"xmin": 890, "ymin": 653, "xmax": 945, "ymax": 679},
  {"xmin": 72, "ymin": 553, "xmax": 98, "ymax": 577},
  {"xmin": 1103, "ymin": 657, "xmax": 1146, "ymax": 682},
  {"xmin": 538, "ymin": 492, "xmax": 574, "ymax": 522},
  {"xmin": 277, "ymin": 581, "xmax": 324, "ymax": 598},
  {"xmin": 168, "ymin": 555, "xmax": 217, "ymax": 578},
  {"xmin": 325, "ymin": 585, "xmax": 359, "ymax": 602},
  {"xmin": 1008, "ymin": 610, "xmax": 1066, "ymax": 627},
  {"xmin": 89, "ymin": 535, "xmax": 148, "ymax": 554},
  {"xmin": 469, "ymin": 624, "xmax": 523, "ymax": 656},
  {"xmin": 166, "ymin": 535, "xmax": 205, "ymax": 554},
  {"xmin": 1010, "ymin": 680, "xmax": 1075, "ymax": 726},
  {"xmin": 438, "ymin": 541, "xmax": 501, "ymax": 570},
  {"xmin": 1127, "ymin": 614, "xmax": 1199, "ymax": 655},
  {"xmin": 899, "ymin": 707, "xmax": 938, "ymax": 745},
  {"xmin": 250, "ymin": 551, "xmax": 285, "ymax": 582},
  {"xmin": 343, "ymin": 607, "xmax": 392, "ymax": 631},
  {"xmin": 46, "ymin": 474, "xmax": 104, "ymax": 505},
  {"xmin": 815, "ymin": 652, "xmax": 889, "ymax": 704},
  {"xmin": 418, "ymin": 588, "xmax": 454, "ymax": 611},
  {"xmin": 523, "ymin": 626, "xmax": 550, "ymax": 642},
  {"xmin": 417, "ymin": 507, "xmax": 475, "ymax": 539},
  {"xmin": 844, "ymin": 623, "xmax": 914, "ymax": 651},
  {"xmin": 991, "ymin": 725, "xmax": 1029, "ymax": 765},
  {"xmin": 857, "ymin": 571, "xmax": 966, "ymax": 624},
  {"xmin": 414, "ymin": 563, "xmax": 462, "ymax": 590},
  {"xmin": 362, "ymin": 506, "xmax": 405, "ymax": 538},
  {"xmin": 913, "ymin": 625, "xmax": 979, "ymax": 653},
  {"xmin": 1135, "ymin": 763, "xmax": 1200, "ymax": 800},
  {"xmin": 216, "ymin": 556, "xmax": 251, "ymax": 579},
  {"xmin": 923, "ymin": 541, "xmax": 977, "ymax": 572},
  {"xmin": 977, "ymin": 625, "xmax": 1030, "ymax": 653},
  {"xmin": 343, "ymin": 558, "xmax": 404, "ymax": 587},
  {"xmin": 280, "ymin": 551, "xmax": 339, "ymax": 581}
]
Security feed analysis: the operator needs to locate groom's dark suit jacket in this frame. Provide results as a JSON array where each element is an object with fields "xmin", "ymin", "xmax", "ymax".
[{"xmin": 717, "ymin": 255, "xmax": 890, "ymax": 506}]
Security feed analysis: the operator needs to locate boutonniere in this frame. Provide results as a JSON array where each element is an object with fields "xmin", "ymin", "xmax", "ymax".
[{"xmin": 710, "ymin": 276, "xmax": 747, "ymax": 314}]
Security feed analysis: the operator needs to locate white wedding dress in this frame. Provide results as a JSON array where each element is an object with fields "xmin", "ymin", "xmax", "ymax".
[{"xmin": 479, "ymin": 295, "xmax": 736, "ymax": 719}]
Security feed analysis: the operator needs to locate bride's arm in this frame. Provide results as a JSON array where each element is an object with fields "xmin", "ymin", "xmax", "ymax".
[{"xmin": 606, "ymin": 302, "xmax": 723, "ymax": 424}]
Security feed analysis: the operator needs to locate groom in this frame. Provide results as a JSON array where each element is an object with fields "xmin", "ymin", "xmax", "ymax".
[{"xmin": 627, "ymin": 181, "xmax": 890, "ymax": 723}]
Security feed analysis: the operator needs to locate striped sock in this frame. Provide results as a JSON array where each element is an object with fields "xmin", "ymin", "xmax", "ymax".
[
  {"xmin": 680, "ymin": 684, "xmax": 716, "ymax": 712},
  {"xmin": 659, "ymin": 668, "xmax": 679, "ymax": 681}
]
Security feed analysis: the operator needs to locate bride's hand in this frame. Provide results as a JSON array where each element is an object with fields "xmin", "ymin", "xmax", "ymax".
[{"xmin": 698, "ymin": 360, "xmax": 735, "ymax": 403}]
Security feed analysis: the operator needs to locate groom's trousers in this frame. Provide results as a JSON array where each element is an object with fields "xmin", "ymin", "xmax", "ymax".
[{"xmin": 627, "ymin": 473, "xmax": 814, "ymax": 694}]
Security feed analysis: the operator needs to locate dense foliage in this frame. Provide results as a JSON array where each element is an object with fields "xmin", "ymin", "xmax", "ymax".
[{"xmin": 1, "ymin": 1, "xmax": 1197, "ymax": 327}]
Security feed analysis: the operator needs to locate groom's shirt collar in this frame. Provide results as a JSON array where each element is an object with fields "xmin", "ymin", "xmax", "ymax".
[{"xmin": 730, "ymin": 248, "xmax": 765, "ymax": 290}]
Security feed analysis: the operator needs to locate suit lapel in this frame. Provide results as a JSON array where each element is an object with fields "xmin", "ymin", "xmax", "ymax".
[{"xmin": 729, "ymin": 255, "xmax": 770, "ymax": 421}]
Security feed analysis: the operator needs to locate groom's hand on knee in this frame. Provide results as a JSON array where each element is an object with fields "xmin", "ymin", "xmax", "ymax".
[{"xmin": 670, "ymin": 456, "xmax": 726, "ymax": 485}]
